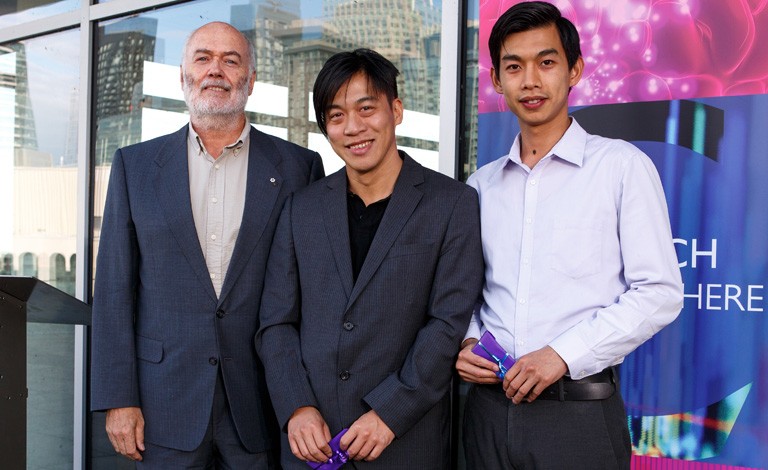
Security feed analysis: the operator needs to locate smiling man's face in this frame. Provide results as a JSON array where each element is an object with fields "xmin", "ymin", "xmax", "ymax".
[{"xmin": 180, "ymin": 22, "xmax": 255, "ymax": 119}]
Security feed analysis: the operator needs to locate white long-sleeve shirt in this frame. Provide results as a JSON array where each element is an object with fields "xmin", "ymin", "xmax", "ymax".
[{"xmin": 465, "ymin": 118, "xmax": 683, "ymax": 379}]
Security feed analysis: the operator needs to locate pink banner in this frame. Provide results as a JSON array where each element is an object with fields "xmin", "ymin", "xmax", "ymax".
[{"xmin": 479, "ymin": 0, "xmax": 768, "ymax": 113}]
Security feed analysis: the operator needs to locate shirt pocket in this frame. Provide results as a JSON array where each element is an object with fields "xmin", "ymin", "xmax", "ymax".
[{"xmin": 550, "ymin": 222, "xmax": 603, "ymax": 279}]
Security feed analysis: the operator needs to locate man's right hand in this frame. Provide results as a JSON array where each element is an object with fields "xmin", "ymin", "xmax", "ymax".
[
  {"xmin": 455, "ymin": 338, "xmax": 502, "ymax": 384},
  {"xmin": 287, "ymin": 406, "xmax": 333, "ymax": 463},
  {"xmin": 105, "ymin": 406, "xmax": 145, "ymax": 461}
]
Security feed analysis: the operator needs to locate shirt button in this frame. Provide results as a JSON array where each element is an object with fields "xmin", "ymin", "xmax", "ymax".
[
  {"xmin": 343, "ymin": 321, "xmax": 354, "ymax": 331},
  {"xmin": 212, "ymin": 197, "xmax": 218, "ymax": 203},
  {"xmin": 526, "ymin": 218, "xmax": 532, "ymax": 224},
  {"xmin": 214, "ymin": 164, "xmax": 220, "ymax": 170},
  {"xmin": 216, "ymin": 309, "xmax": 225, "ymax": 318},
  {"xmin": 339, "ymin": 370, "xmax": 350, "ymax": 380},
  {"xmin": 523, "ymin": 258, "xmax": 529, "ymax": 265},
  {"xmin": 530, "ymin": 179, "xmax": 537, "ymax": 185},
  {"xmin": 519, "ymin": 298, "xmax": 526, "ymax": 304},
  {"xmin": 210, "ymin": 273, "xmax": 216, "ymax": 279},
  {"xmin": 209, "ymin": 357, "xmax": 218, "ymax": 366},
  {"xmin": 211, "ymin": 234, "xmax": 217, "ymax": 240}
]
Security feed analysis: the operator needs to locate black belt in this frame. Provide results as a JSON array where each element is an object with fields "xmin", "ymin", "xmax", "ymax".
[{"xmin": 538, "ymin": 367, "xmax": 617, "ymax": 401}]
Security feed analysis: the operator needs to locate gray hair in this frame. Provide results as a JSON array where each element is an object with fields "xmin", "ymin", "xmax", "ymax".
[{"xmin": 183, "ymin": 22, "xmax": 256, "ymax": 73}]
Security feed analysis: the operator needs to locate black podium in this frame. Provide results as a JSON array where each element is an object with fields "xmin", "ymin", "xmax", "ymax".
[{"xmin": 0, "ymin": 276, "xmax": 91, "ymax": 470}]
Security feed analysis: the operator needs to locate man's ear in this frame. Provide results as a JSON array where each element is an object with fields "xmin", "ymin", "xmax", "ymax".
[
  {"xmin": 569, "ymin": 56, "xmax": 584, "ymax": 88},
  {"xmin": 247, "ymin": 70, "xmax": 256, "ymax": 96},
  {"xmin": 392, "ymin": 98, "xmax": 404, "ymax": 125},
  {"xmin": 490, "ymin": 67, "xmax": 503, "ymax": 94}
]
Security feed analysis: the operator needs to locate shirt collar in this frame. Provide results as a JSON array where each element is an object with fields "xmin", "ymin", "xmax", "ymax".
[
  {"xmin": 500, "ymin": 117, "xmax": 588, "ymax": 175},
  {"xmin": 187, "ymin": 119, "xmax": 251, "ymax": 157}
]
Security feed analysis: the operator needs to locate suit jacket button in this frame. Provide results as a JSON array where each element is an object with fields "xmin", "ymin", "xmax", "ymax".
[
  {"xmin": 216, "ymin": 309, "xmax": 225, "ymax": 318},
  {"xmin": 343, "ymin": 321, "xmax": 354, "ymax": 331},
  {"xmin": 209, "ymin": 357, "xmax": 218, "ymax": 366},
  {"xmin": 339, "ymin": 370, "xmax": 350, "ymax": 380}
]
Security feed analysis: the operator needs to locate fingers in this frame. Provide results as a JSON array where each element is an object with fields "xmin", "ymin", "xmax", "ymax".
[
  {"xmin": 502, "ymin": 347, "xmax": 568, "ymax": 404},
  {"xmin": 105, "ymin": 407, "xmax": 144, "ymax": 461},
  {"xmin": 289, "ymin": 430, "xmax": 330, "ymax": 462},
  {"xmin": 504, "ymin": 374, "xmax": 536, "ymax": 404},
  {"xmin": 135, "ymin": 420, "xmax": 145, "ymax": 452},
  {"xmin": 455, "ymin": 344, "xmax": 501, "ymax": 384},
  {"xmin": 287, "ymin": 407, "xmax": 333, "ymax": 462},
  {"xmin": 341, "ymin": 411, "xmax": 394, "ymax": 462}
]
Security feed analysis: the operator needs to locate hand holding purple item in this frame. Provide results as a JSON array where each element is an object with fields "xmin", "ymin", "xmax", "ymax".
[
  {"xmin": 471, "ymin": 330, "xmax": 516, "ymax": 379},
  {"xmin": 306, "ymin": 428, "xmax": 349, "ymax": 470}
]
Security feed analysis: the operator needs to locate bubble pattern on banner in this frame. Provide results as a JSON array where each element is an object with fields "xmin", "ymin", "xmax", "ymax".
[{"xmin": 478, "ymin": 0, "xmax": 768, "ymax": 113}]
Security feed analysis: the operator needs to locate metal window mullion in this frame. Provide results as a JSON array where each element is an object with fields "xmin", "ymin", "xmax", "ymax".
[
  {"xmin": 73, "ymin": 2, "xmax": 94, "ymax": 469},
  {"xmin": 438, "ymin": 0, "xmax": 463, "ymax": 178},
  {"xmin": 89, "ymin": 0, "xmax": 189, "ymax": 21}
]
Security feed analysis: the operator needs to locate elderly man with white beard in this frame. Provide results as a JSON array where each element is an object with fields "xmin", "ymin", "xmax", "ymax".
[{"xmin": 90, "ymin": 21, "xmax": 324, "ymax": 468}]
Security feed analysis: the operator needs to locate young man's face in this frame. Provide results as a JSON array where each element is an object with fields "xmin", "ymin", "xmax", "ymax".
[
  {"xmin": 490, "ymin": 24, "xmax": 583, "ymax": 132},
  {"xmin": 324, "ymin": 72, "xmax": 403, "ymax": 180}
]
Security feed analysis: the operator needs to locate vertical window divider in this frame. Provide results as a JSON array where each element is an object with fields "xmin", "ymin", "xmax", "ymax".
[
  {"xmin": 438, "ymin": 0, "xmax": 464, "ymax": 179},
  {"xmin": 74, "ymin": 2, "xmax": 95, "ymax": 469}
]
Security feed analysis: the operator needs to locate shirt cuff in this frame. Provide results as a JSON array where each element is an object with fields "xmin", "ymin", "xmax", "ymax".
[
  {"xmin": 463, "ymin": 319, "xmax": 482, "ymax": 344},
  {"xmin": 548, "ymin": 330, "xmax": 599, "ymax": 380}
]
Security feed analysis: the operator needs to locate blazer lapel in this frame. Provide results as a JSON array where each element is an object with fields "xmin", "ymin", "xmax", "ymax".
[
  {"xmin": 218, "ymin": 127, "xmax": 283, "ymax": 304},
  {"xmin": 346, "ymin": 154, "xmax": 424, "ymax": 310},
  {"xmin": 323, "ymin": 169, "xmax": 354, "ymax": 300},
  {"xmin": 153, "ymin": 126, "xmax": 217, "ymax": 302}
]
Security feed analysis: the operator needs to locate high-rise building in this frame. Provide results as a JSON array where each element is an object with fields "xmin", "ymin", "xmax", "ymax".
[{"xmin": 93, "ymin": 17, "xmax": 158, "ymax": 165}]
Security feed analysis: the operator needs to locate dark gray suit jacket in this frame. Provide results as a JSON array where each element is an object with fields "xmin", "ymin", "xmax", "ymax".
[
  {"xmin": 90, "ymin": 125, "xmax": 324, "ymax": 452},
  {"xmin": 256, "ymin": 153, "xmax": 484, "ymax": 469}
]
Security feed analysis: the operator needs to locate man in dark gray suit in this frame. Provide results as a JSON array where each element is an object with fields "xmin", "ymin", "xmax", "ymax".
[
  {"xmin": 90, "ymin": 22, "xmax": 323, "ymax": 467},
  {"xmin": 256, "ymin": 49, "xmax": 484, "ymax": 469}
]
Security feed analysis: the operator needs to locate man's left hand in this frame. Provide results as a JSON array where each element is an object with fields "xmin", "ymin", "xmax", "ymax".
[
  {"xmin": 502, "ymin": 346, "xmax": 568, "ymax": 404},
  {"xmin": 340, "ymin": 410, "xmax": 395, "ymax": 461}
]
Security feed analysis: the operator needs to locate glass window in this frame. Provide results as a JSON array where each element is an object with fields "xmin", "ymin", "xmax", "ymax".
[
  {"xmin": 0, "ymin": 0, "xmax": 79, "ymax": 28},
  {"xmin": 92, "ymin": 0, "xmax": 444, "ymax": 288},
  {"xmin": 0, "ymin": 27, "xmax": 80, "ymax": 468}
]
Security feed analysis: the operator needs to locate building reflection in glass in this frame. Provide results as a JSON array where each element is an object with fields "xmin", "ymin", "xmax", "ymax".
[{"xmin": 0, "ymin": 28, "xmax": 80, "ymax": 469}]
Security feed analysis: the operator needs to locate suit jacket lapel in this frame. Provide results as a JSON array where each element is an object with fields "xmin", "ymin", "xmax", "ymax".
[
  {"xmin": 323, "ymin": 169, "xmax": 354, "ymax": 300},
  {"xmin": 153, "ymin": 126, "xmax": 217, "ymax": 302},
  {"xmin": 346, "ymin": 154, "xmax": 424, "ymax": 310},
  {"xmin": 218, "ymin": 127, "xmax": 283, "ymax": 304}
]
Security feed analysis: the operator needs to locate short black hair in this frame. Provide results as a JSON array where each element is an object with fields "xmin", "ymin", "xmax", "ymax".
[
  {"xmin": 312, "ymin": 48, "xmax": 400, "ymax": 136},
  {"xmin": 489, "ymin": 1, "xmax": 581, "ymax": 78}
]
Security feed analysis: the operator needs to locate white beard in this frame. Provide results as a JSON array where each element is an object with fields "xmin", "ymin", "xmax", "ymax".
[{"xmin": 182, "ymin": 71, "xmax": 250, "ymax": 129}]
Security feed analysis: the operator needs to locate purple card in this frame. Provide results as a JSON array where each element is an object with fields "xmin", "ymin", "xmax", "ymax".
[
  {"xmin": 306, "ymin": 428, "xmax": 349, "ymax": 470},
  {"xmin": 472, "ymin": 330, "xmax": 515, "ymax": 379}
]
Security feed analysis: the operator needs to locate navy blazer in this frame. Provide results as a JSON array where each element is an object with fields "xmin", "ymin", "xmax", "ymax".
[
  {"xmin": 90, "ymin": 125, "xmax": 324, "ymax": 452},
  {"xmin": 256, "ymin": 153, "xmax": 484, "ymax": 469}
]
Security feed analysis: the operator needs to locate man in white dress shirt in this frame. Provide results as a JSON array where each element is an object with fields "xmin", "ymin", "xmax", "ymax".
[{"xmin": 455, "ymin": 2, "xmax": 684, "ymax": 468}]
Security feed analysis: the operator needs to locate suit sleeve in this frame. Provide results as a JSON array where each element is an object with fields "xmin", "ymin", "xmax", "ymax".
[
  {"xmin": 255, "ymin": 196, "xmax": 320, "ymax": 429},
  {"xmin": 90, "ymin": 148, "xmax": 141, "ymax": 411},
  {"xmin": 363, "ymin": 185, "xmax": 485, "ymax": 437}
]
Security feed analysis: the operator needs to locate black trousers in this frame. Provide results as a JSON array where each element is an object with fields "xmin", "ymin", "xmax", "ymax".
[{"xmin": 463, "ymin": 383, "xmax": 631, "ymax": 470}]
